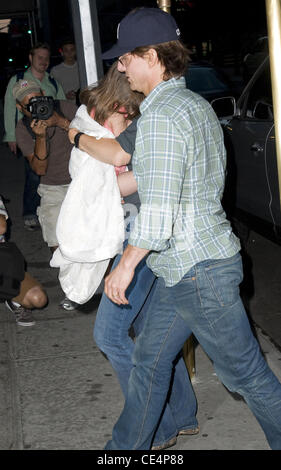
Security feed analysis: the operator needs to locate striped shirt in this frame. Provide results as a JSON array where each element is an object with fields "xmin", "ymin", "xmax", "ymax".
[{"xmin": 128, "ymin": 77, "xmax": 240, "ymax": 286}]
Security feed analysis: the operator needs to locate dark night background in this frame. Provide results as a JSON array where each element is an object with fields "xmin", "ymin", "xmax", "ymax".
[
  {"xmin": 48, "ymin": 0, "xmax": 268, "ymax": 60},
  {"xmin": 0, "ymin": 0, "xmax": 268, "ymax": 97}
]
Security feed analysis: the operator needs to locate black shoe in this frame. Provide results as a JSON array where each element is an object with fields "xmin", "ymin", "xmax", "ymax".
[{"xmin": 5, "ymin": 300, "xmax": 35, "ymax": 326}]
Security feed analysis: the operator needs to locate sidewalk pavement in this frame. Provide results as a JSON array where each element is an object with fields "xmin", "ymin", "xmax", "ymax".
[{"xmin": 0, "ymin": 141, "xmax": 280, "ymax": 450}]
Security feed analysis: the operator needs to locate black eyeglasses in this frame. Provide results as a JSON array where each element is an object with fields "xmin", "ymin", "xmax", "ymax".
[{"xmin": 118, "ymin": 53, "xmax": 132, "ymax": 67}]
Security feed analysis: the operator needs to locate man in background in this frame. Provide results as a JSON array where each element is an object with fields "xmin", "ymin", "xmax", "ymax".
[{"xmin": 51, "ymin": 39, "xmax": 80, "ymax": 103}]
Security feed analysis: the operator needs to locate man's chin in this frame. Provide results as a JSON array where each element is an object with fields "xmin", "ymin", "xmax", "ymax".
[{"xmin": 128, "ymin": 82, "xmax": 137, "ymax": 92}]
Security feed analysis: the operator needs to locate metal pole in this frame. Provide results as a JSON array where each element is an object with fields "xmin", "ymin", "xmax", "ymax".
[
  {"xmin": 157, "ymin": 0, "xmax": 171, "ymax": 14},
  {"xmin": 31, "ymin": 10, "xmax": 37, "ymax": 44},
  {"xmin": 27, "ymin": 12, "xmax": 34, "ymax": 47},
  {"xmin": 70, "ymin": 0, "xmax": 103, "ymax": 90},
  {"xmin": 266, "ymin": 0, "xmax": 281, "ymax": 209}
]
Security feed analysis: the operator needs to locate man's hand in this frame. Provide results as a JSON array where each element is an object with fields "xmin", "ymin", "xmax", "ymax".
[
  {"xmin": 30, "ymin": 110, "xmax": 64, "ymax": 137},
  {"xmin": 104, "ymin": 263, "xmax": 134, "ymax": 305},
  {"xmin": 104, "ymin": 244, "xmax": 149, "ymax": 305},
  {"xmin": 30, "ymin": 119, "xmax": 48, "ymax": 137},
  {"xmin": 44, "ymin": 111, "xmax": 61, "ymax": 128},
  {"xmin": 8, "ymin": 142, "xmax": 17, "ymax": 154},
  {"xmin": 66, "ymin": 90, "xmax": 76, "ymax": 101}
]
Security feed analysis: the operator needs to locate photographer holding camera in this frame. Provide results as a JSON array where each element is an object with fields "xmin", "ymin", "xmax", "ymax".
[
  {"xmin": 13, "ymin": 80, "xmax": 77, "ymax": 258},
  {"xmin": 4, "ymin": 42, "xmax": 66, "ymax": 231}
]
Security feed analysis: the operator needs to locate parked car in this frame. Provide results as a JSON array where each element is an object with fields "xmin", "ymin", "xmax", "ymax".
[
  {"xmin": 185, "ymin": 62, "xmax": 241, "ymax": 102},
  {"xmin": 212, "ymin": 56, "xmax": 281, "ymax": 244}
]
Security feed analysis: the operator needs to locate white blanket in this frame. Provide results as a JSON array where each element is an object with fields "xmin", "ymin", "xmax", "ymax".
[{"xmin": 50, "ymin": 105, "xmax": 124, "ymax": 303}]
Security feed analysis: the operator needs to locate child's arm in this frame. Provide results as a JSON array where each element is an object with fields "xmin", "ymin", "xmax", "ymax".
[{"xmin": 117, "ymin": 171, "xmax": 138, "ymax": 197}]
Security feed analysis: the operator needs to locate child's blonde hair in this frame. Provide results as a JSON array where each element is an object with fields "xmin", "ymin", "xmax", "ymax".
[{"xmin": 79, "ymin": 61, "xmax": 144, "ymax": 125}]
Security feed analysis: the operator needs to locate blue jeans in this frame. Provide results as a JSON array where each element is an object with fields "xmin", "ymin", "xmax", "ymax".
[
  {"xmin": 94, "ymin": 251, "xmax": 198, "ymax": 447},
  {"xmin": 23, "ymin": 157, "xmax": 40, "ymax": 218},
  {"xmin": 105, "ymin": 253, "xmax": 281, "ymax": 450}
]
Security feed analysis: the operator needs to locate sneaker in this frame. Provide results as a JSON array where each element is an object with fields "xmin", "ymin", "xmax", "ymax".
[
  {"xmin": 178, "ymin": 426, "xmax": 199, "ymax": 436},
  {"xmin": 23, "ymin": 216, "xmax": 40, "ymax": 231},
  {"xmin": 5, "ymin": 300, "xmax": 35, "ymax": 326},
  {"xmin": 59, "ymin": 297, "xmax": 79, "ymax": 311},
  {"xmin": 151, "ymin": 436, "xmax": 177, "ymax": 451}
]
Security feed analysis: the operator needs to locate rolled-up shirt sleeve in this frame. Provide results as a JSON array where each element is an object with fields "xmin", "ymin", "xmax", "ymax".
[
  {"xmin": 128, "ymin": 112, "xmax": 187, "ymax": 252},
  {"xmin": 0, "ymin": 196, "xmax": 8, "ymax": 219}
]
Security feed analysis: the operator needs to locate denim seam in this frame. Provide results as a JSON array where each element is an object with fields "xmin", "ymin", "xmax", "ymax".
[
  {"xmin": 195, "ymin": 268, "xmax": 220, "ymax": 346},
  {"xmin": 238, "ymin": 376, "xmax": 281, "ymax": 432},
  {"xmin": 133, "ymin": 313, "xmax": 180, "ymax": 450}
]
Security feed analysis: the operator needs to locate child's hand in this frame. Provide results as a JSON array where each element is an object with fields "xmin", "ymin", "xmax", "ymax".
[{"xmin": 114, "ymin": 165, "xmax": 127, "ymax": 176}]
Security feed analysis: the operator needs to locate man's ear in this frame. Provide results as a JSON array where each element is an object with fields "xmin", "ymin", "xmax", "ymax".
[
  {"xmin": 16, "ymin": 102, "xmax": 22, "ymax": 112},
  {"xmin": 146, "ymin": 48, "xmax": 158, "ymax": 67}
]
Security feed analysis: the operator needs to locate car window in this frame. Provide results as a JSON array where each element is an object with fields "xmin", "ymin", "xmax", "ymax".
[
  {"xmin": 186, "ymin": 68, "xmax": 228, "ymax": 93},
  {"xmin": 242, "ymin": 61, "xmax": 273, "ymax": 120}
]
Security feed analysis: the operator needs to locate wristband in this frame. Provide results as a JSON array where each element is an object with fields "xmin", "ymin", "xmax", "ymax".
[{"xmin": 74, "ymin": 132, "xmax": 84, "ymax": 149}]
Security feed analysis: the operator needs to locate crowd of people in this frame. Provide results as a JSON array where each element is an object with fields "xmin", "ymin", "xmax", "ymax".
[{"xmin": 1, "ymin": 7, "xmax": 281, "ymax": 451}]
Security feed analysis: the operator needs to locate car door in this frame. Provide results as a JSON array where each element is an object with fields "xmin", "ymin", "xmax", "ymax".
[{"xmin": 223, "ymin": 58, "xmax": 281, "ymax": 228}]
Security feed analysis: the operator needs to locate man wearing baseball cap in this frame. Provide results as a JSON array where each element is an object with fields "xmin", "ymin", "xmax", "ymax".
[{"xmin": 102, "ymin": 8, "xmax": 281, "ymax": 450}]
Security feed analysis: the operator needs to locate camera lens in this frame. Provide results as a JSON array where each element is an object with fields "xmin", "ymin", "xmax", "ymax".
[{"xmin": 39, "ymin": 105, "xmax": 48, "ymax": 116}]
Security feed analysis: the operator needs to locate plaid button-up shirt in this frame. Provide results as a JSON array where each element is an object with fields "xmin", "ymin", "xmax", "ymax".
[{"xmin": 128, "ymin": 77, "xmax": 240, "ymax": 286}]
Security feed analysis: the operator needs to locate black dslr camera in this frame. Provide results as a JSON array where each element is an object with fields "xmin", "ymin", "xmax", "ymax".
[{"xmin": 27, "ymin": 96, "xmax": 54, "ymax": 120}]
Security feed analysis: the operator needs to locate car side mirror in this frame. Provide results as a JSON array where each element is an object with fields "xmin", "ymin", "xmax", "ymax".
[
  {"xmin": 252, "ymin": 101, "xmax": 274, "ymax": 120},
  {"xmin": 211, "ymin": 96, "xmax": 236, "ymax": 118}
]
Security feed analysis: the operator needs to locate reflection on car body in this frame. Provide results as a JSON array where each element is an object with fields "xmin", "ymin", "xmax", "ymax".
[
  {"xmin": 243, "ymin": 36, "xmax": 268, "ymax": 83},
  {"xmin": 212, "ymin": 56, "xmax": 281, "ymax": 244},
  {"xmin": 185, "ymin": 63, "xmax": 239, "ymax": 102}
]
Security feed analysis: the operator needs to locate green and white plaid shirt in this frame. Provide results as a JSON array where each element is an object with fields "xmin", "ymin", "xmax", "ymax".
[{"xmin": 128, "ymin": 77, "xmax": 240, "ymax": 286}]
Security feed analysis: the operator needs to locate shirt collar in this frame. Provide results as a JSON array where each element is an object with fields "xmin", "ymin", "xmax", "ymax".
[{"xmin": 140, "ymin": 76, "xmax": 186, "ymax": 114}]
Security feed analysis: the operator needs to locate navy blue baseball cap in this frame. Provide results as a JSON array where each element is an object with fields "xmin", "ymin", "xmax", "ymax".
[{"xmin": 102, "ymin": 8, "xmax": 181, "ymax": 60}]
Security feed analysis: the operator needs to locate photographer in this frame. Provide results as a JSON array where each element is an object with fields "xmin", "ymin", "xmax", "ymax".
[
  {"xmin": 13, "ymin": 79, "xmax": 77, "ymax": 256},
  {"xmin": 3, "ymin": 42, "xmax": 65, "ymax": 231}
]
